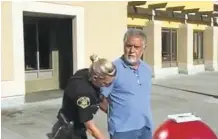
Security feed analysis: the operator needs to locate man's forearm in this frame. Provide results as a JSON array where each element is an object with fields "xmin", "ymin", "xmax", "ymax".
[
  {"xmin": 99, "ymin": 103, "xmax": 108, "ymax": 114},
  {"xmin": 99, "ymin": 97, "xmax": 108, "ymax": 114}
]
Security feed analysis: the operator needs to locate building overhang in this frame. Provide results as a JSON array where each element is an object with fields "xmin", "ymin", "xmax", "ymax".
[
  {"xmin": 128, "ymin": 2, "xmax": 217, "ymax": 24},
  {"xmin": 128, "ymin": 1, "xmax": 146, "ymax": 6},
  {"xmin": 214, "ymin": 4, "xmax": 218, "ymax": 26},
  {"xmin": 214, "ymin": 4, "xmax": 218, "ymax": 11}
]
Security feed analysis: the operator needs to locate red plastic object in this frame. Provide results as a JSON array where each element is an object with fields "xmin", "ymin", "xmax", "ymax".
[{"xmin": 153, "ymin": 113, "xmax": 218, "ymax": 139}]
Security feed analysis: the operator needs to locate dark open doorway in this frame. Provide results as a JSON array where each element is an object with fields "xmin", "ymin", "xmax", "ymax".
[
  {"xmin": 23, "ymin": 13, "xmax": 73, "ymax": 97},
  {"xmin": 55, "ymin": 18, "xmax": 73, "ymax": 89}
]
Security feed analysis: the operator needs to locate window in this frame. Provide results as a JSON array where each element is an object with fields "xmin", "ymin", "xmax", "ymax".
[
  {"xmin": 193, "ymin": 30, "xmax": 204, "ymax": 65},
  {"xmin": 24, "ymin": 16, "xmax": 53, "ymax": 80},
  {"xmin": 162, "ymin": 28, "xmax": 177, "ymax": 68}
]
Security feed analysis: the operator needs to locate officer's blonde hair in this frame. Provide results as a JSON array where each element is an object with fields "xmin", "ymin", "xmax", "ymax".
[{"xmin": 89, "ymin": 54, "xmax": 116, "ymax": 77}]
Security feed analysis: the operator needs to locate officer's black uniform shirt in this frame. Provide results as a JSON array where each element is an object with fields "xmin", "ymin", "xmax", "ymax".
[{"xmin": 60, "ymin": 69, "xmax": 101, "ymax": 126}]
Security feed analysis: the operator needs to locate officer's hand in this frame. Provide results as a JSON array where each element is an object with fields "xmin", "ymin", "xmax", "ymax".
[{"xmin": 85, "ymin": 120, "xmax": 107, "ymax": 139}]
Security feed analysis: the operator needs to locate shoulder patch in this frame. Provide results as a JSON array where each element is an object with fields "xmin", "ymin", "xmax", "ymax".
[{"xmin": 77, "ymin": 96, "xmax": 90, "ymax": 109}]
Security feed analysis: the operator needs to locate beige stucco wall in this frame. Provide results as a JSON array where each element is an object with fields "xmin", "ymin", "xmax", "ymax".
[
  {"xmin": 1, "ymin": 1, "xmax": 127, "ymax": 81},
  {"xmin": 46, "ymin": 1, "xmax": 127, "ymax": 65},
  {"xmin": 1, "ymin": 1, "xmax": 14, "ymax": 81},
  {"xmin": 1, "ymin": 1, "xmax": 127, "ymax": 99}
]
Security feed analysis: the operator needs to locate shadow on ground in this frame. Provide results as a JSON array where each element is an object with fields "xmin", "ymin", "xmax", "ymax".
[{"xmin": 24, "ymin": 89, "xmax": 63, "ymax": 103}]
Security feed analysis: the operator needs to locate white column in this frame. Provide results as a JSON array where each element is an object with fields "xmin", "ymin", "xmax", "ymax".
[
  {"xmin": 144, "ymin": 21, "xmax": 162, "ymax": 78},
  {"xmin": 204, "ymin": 26, "xmax": 218, "ymax": 71},
  {"xmin": 178, "ymin": 24, "xmax": 194, "ymax": 74}
]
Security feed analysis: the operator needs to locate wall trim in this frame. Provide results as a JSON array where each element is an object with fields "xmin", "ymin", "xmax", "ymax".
[
  {"xmin": 205, "ymin": 60, "xmax": 218, "ymax": 71},
  {"xmin": 1, "ymin": 95, "xmax": 25, "ymax": 110},
  {"xmin": 178, "ymin": 63, "xmax": 205, "ymax": 75},
  {"xmin": 153, "ymin": 67, "xmax": 179, "ymax": 79}
]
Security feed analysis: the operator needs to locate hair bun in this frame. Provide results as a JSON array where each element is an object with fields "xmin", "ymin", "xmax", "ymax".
[{"xmin": 90, "ymin": 54, "xmax": 99, "ymax": 63}]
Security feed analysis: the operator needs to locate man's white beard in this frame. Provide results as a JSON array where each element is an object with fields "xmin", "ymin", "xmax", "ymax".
[{"xmin": 126, "ymin": 57, "xmax": 137, "ymax": 65}]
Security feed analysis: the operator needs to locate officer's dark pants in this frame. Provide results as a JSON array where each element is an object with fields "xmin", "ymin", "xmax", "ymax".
[{"xmin": 47, "ymin": 120, "xmax": 87, "ymax": 139}]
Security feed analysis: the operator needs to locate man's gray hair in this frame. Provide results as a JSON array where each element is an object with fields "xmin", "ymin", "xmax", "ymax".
[{"xmin": 123, "ymin": 28, "xmax": 147, "ymax": 48}]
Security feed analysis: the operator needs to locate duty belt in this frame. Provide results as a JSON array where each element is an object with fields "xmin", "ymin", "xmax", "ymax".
[{"xmin": 47, "ymin": 112, "xmax": 75, "ymax": 139}]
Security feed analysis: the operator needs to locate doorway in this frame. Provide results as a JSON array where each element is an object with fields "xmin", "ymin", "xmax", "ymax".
[{"xmin": 23, "ymin": 14, "xmax": 73, "ymax": 93}]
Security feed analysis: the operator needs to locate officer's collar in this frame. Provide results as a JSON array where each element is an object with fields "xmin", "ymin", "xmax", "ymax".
[{"xmin": 87, "ymin": 72, "xmax": 101, "ymax": 92}]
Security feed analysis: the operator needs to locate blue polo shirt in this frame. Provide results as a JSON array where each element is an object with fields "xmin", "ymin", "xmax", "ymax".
[{"xmin": 101, "ymin": 57, "xmax": 153, "ymax": 135}]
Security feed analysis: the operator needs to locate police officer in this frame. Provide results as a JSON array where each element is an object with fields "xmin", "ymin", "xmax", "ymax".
[{"xmin": 47, "ymin": 54, "xmax": 116, "ymax": 139}]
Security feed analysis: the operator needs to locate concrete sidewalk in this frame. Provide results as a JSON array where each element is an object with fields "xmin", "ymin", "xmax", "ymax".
[
  {"xmin": 2, "ymin": 71, "xmax": 218, "ymax": 139},
  {"xmin": 153, "ymin": 71, "xmax": 218, "ymax": 97}
]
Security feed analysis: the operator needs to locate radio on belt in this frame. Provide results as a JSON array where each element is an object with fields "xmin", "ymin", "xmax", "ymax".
[{"xmin": 153, "ymin": 113, "xmax": 217, "ymax": 139}]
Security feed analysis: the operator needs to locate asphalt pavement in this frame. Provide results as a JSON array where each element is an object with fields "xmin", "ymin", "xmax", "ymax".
[{"xmin": 2, "ymin": 71, "xmax": 218, "ymax": 139}]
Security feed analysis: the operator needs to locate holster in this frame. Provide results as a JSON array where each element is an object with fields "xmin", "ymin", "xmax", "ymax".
[{"xmin": 47, "ymin": 112, "xmax": 75, "ymax": 139}]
